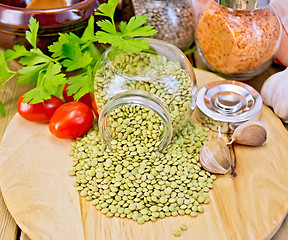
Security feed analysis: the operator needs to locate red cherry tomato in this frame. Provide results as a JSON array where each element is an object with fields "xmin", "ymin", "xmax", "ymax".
[
  {"xmin": 49, "ymin": 102, "xmax": 94, "ymax": 139},
  {"xmin": 17, "ymin": 94, "xmax": 63, "ymax": 123},
  {"xmin": 62, "ymin": 84, "xmax": 93, "ymax": 108}
]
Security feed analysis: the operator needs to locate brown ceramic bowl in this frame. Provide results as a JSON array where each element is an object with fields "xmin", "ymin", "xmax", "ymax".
[{"xmin": 0, "ymin": 0, "xmax": 106, "ymax": 52}]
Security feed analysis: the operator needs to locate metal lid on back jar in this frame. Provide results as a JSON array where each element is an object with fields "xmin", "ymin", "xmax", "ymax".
[
  {"xmin": 196, "ymin": 80, "xmax": 262, "ymax": 132},
  {"xmin": 214, "ymin": 0, "xmax": 270, "ymax": 10}
]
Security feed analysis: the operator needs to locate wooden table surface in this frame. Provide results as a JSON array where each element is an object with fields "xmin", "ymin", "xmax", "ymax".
[{"xmin": 0, "ymin": 52, "xmax": 287, "ymax": 240}]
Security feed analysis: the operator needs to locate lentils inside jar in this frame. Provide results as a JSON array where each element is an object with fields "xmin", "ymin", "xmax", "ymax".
[
  {"xmin": 132, "ymin": 0, "xmax": 195, "ymax": 49},
  {"xmin": 196, "ymin": 1, "xmax": 281, "ymax": 75}
]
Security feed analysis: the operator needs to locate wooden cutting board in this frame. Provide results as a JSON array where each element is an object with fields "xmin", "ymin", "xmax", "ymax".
[{"xmin": 0, "ymin": 69, "xmax": 288, "ymax": 240}]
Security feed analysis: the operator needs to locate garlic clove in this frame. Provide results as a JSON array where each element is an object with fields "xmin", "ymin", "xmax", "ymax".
[
  {"xmin": 261, "ymin": 67, "xmax": 288, "ymax": 122},
  {"xmin": 274, "ymin": 105, "xmax": 288, "ymax": 123},
  {"xmin": 230, "ymin": 120, "xmax": 267, "ymax": 146},
  {"xmin": 199, "ymin": 137, "xmax": 231, "ymax": 174},
  {"xmin": 261, "ymin": 70, "xmax": 282, "ymax": 107},
  {"xmin": 271, "ymin": 79, "xmax": 288, "ymax": 123}
]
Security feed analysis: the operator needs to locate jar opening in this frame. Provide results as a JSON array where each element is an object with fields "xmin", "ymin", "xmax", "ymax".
[{"xmin": 98, "ymin": 90, "xmax": 173, "ymax": 152}]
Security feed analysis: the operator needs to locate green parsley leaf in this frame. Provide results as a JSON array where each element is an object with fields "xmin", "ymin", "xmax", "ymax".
[
  {"xmin": 119, "ymin": 18, "xmax": 157, "ymax": 38},
  {"xmin": 25, "ymin": 17, "xmax": 39, "ymax": 49},
  {"xmin": 48, "ymin": 32, "xmax": 82, "ymax": 60},
  {"xmin": 81, "ymin": 16, "xmax": 98, "ymax": 43},
  {"xmin": 0, "ymin": 101, "xmax": 6, "ymax": 117},
  {"xmin": 97, "ymin": 19, "xmax": 118, "ymax": 35},
  {"xmin": 0, "ymin": 51, "xmax": 15, "ymax": 86},
  {"xmin": 93, "ymin": 51, "xmax": 105, "ymax": 74},
  {"xmin": 48, "ymin": 16, "xmax": 100, "ymax": 72},
  {"xmin": 18, "ymin": 49, "xmax": 50, "ymax": 66},
  {"xmin": 96, "ymin": 14, "xmax": 156, "ymax": 53},
  {"xmin": 61, "ymin": 43, "xmax": 93, "ymax": 71},
  {"xmin": 94, "ymin": 0, "xmax": 118, "ymax": 20},
  {"xmin": 119, "ymin": 16, "xmax": 157, "ymax": 38},
  {"xmin": 67, "ymin": 66, "xmax": 93, "ymax": 101},
  {"xmin": 17, "ymin": 63, "xmax": 49, "ymax": 85},
  {"xmin": 22, "ymin": 63, "xmax": 66, "ymax": 104},
  {"xmin": 116, "ymin": 37, "xmax": 151, "ymax": 53},
  {"xmin": 122, "ymin": 25, "xmax": 157, "ymax": 38},
  {"xmin": 22, "ymin": 86, "xmax": 51, "ymax": 104},
  {"xmin": 42, "ymin": 63, "xmax": 66, "ymax": 95},
  {"xmin": 5, "ymin": 45, "xmax": 29, "ymax": 61},
  {"xmin": 87, "ymin": 43, "xmax": 102, "ymax": 68},
  {"xmin": 118, "ymin": 21, "xmax": 128, "ymax": 34},
  {"xmin": 22, "ymin": 70, "xmax": 50, "ymax": 104},
  {"xmin": 96, "ymin": 32, "xmax": 150, "ymax": 53},
  {"xmin": 80, "ymin": 16, "xmax": 102, "ymax": 67}
]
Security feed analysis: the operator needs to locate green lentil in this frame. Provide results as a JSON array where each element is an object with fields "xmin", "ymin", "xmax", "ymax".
[
  {"xmin": 137, "ymin": 217, "xmax": 145, "ymax": 225},
  {"xmin": 68, "ymin": 170, "xmax": 76, "ymax": 176},
  {"xmin": 70, "ymin": 119, "xmax": 215, "ymax": 224},
  {"xmin": 180, "ymin": 224, "xmax": 188, "ymax": 231},
  {"xmin": 190, "ymin": 211, "xmax": 197, "ymax": 217},
  {"xmin": 173, "ymin": 230, "xmax": 181, "ymax": 237},
  {"xmin": 198, "ymin": 205, "xmax": 205, "ymax": 213}
]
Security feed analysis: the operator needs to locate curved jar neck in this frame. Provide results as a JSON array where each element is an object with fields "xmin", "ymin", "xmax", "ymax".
[
  {"xmin": 98, "ymin": 90, "xmax": 173, "ymax": 152},
  {"xmin": 214, "ymin": 0, "xmax": 270, "ymax": 10}
]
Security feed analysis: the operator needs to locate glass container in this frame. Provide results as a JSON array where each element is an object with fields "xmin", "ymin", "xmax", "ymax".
[
  {"xmin": 195, "ymin": 0, "xmax": 282, "ymax": 80},
  {"xmin": 131, "ymin": 0, "xmax": 195, "ymax": 50},
  {"xmin": 94, "ymin": 39, "xmax": 197, "ymax": 151}
]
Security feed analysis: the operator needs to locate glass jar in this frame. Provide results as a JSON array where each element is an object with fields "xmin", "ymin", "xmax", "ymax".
[
  {"xmin": 195, "ymin": 0, "xmax": 282, "ymax": 80},
  {"xmin": 131, "ymin": 0, "xmax": 195, "ymax": 50},
  {"xmin": 94, "ymin": 39, "xmax": 197, "ymax": 151}
]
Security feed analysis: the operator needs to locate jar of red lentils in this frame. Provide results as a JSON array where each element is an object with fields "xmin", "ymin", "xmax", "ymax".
[{"xmin": 195, "ymin": 0, "xmax": 282, "ymax": 80}]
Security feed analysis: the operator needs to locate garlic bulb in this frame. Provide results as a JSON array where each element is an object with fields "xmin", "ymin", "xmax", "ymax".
[
  {"xmin": 229, "ymin": 120, "xmax": 267, "ymax": 146},
  {"xmin": 261, "ymin": 67, "xmax": 288, "ymax": 123},
  {"xmin": 199, "ymin": 137, "xmax": 231, "ymax": 174}
]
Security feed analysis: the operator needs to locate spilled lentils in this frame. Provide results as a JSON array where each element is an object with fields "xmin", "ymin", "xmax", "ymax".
[
  {"xmin": 132, "ymin": 0, "xmax": 195, "ymax": 49},
  {"xmin": 70, "ymin": 119, "xmax": 216, "ymax": 224},
  {"xmin": 94, "ymin": 51, "xmax": 193, "ymax": 136}
]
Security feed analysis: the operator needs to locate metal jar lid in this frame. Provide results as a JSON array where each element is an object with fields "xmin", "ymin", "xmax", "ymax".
[
  {"xmin": 196, "ymin": 80, "xmax": 262, "ymax": 132},
  {"xmin": 214, "ymin": 0, "xmax": 270, "ymax": 10}
]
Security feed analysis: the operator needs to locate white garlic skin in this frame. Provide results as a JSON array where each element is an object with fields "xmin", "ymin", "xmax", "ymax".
[
  {"xmin": 261, "ymin": 67, "xmax": 288, "ymax": 123},
  {"xmin": 199, "ymin": 137, "xmax": 231, "ymax": 174},
  {"xmin": 231, "ymin": 120, "xmax": 267, "ymax": 146}
]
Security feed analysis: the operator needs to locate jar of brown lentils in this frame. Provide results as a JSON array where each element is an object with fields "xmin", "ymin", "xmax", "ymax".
[
  {"xmin": 131, "ymin": 0, "xmax": 195, "ymax": 50},
  {"xmin": 195, "ymin": 0, "xmax": 282, "ymax": 80}
]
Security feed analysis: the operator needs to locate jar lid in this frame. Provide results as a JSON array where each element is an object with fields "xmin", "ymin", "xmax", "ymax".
[
  {"xmin": 196, "ymin": 80, "xmax": 262, "ymax": 124},
  {"xmin": 214, "ymin": 0, "xmax": 270, "ymax": 10}
]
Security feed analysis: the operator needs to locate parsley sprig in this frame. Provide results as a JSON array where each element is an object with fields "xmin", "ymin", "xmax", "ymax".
[
  {"xmin": 95, "ymin": 0, "xmax": 157, "ymax": 53},
  {"xmin": 0, "ymin": 0, "xmax": 157, "ymax": 117}
]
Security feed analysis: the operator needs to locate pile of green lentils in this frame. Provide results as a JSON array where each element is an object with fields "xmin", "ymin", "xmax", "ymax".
[
  {"xmin": 70, "ymin": 118, "xmax": 215, "ymax": 224},
  {"xmin": 69, "ymin": 51, "xmax": 216, "ymax": 225}
]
